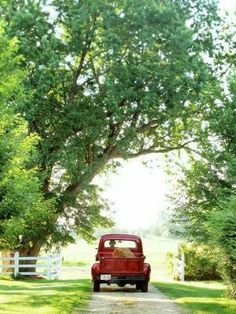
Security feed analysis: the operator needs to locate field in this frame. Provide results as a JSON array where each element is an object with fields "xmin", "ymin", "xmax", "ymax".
[{"xmin": 1, "ymin": 235, "xmax": 236, "ymax": 313}]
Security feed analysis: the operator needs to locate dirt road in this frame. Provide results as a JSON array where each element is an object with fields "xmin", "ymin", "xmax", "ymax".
[{"xmin": 80, "ymin": 283, "xmax": 185, "ymax": 314}]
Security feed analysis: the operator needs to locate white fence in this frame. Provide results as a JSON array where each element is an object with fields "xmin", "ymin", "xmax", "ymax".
[
  {"xmin": 0, "ymin": 252, "xmax": 62, "ymax": 280},
  {"xmin": 174, "ymin": 252, "xmax": 185, "ymax": 281}
]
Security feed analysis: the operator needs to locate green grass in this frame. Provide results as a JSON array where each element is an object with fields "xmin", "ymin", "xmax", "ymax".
[
  {"xmin": 61, "ymin": 239, "xmax": 97, "ymax": 267},
  {"xmin": 0, "ymin": 278, "xmax": 91, "ymax": 314},
  {"xmin": 62, "ymin": 260, "xmax": 87, "ymax": 267},
  {"xmin": 153, "ymin": 280, "xmax": 236, "ymax": 314}
]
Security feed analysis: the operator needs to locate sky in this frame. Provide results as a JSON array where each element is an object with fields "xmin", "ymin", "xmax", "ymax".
[
  {"xmin": 96, "ymin": 157, "xmax": 172, "ymax": 230},
  {"xmin": 219, "ymin": 0, "xmax": 236, "ymax": 14},
  {"xmin": 95, "ymin": 0, "xmax": 236, "ymax": 231},
  {"xmin": 95, "ymin": 152, "xmax": 187, "ymax": 230}
]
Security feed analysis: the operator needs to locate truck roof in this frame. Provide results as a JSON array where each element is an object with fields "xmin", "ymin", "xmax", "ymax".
[{"xmin": 99, "ymin": 233, "xmax": 142, "ymax": 242}]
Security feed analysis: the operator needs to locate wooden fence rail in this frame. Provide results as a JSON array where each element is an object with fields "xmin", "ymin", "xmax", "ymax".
[{"xmin": 0, "ymin": 252, "xmax": 62, "ymax": 280}]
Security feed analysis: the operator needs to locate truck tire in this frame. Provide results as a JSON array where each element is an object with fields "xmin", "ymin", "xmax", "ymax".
[
  {"xmin": 93, "ymin": 280, "xmax": 100, "ymax": 292},
  {"xmin": 136, "ymin": 282, "xmax": 142, "ymax": 290},
  {"xmin": 117, "ymin": 283, "xmax": 126, "ymax": 287},
  {"xmin": 141, "ymin": 281, "xmax": 148, "ymax": 292}
]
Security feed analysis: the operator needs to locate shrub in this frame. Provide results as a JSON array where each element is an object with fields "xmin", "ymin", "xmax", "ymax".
[
  {"xmin": 206, "ymin": 197, "xmax": 236, "ymax": 298},
  {"xmin": 167, "ymin": 242, "xmax": 221, "ymax": 281}
]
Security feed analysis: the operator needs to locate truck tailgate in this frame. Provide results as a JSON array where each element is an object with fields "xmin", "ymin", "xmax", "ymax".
[{"xmin": 100, "ymin": 257, "xmax": 143, "ymax": 274}]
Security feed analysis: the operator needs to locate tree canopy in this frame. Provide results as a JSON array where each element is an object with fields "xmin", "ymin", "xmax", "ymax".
[
  {"xmin": 0, "ymin": 0, "xmax": 227, "ymax": 253},
  {"xmin": 170, "ymin": 66, "xmax": 236, "ymax": 297},
  {"xmin": 0, "ymin": 26, "xmax": 58, "ymax": 255}
]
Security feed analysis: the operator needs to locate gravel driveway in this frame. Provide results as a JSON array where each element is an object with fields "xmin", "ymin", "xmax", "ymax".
[{"xmin": 79, "ymin": 283, "xmax": 185, "ymax": 314}]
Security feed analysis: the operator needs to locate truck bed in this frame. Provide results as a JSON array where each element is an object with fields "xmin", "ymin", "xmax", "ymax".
[{"xmin": 99, "ymin": 257, "xmax": 144, "ymax": 274}]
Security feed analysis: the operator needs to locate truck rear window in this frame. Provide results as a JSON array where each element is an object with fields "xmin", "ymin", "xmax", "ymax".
[{"xmin": 104, "ymin": 240, "xmax": 137, "ymax": 249}]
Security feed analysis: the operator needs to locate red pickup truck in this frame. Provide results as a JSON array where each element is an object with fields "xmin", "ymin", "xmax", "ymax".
[{"xmin": 91, "ymin": 233, "xmax": 151, "ymax": 292}]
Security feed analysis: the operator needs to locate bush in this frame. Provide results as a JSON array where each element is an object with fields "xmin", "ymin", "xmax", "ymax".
[
  {"xmin": 167, "ymin": 242, "xmax": 221, "ymax": 281},
  {"xmin": 206, "ymin": 197, "xmax": 236, "ymax": 298}
]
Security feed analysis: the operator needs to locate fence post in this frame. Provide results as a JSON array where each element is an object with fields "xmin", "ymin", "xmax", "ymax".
[
  {"xmin": 14, "ymin": 252, "xmax": 19, "ymax": 278},
  {"xmin": 47, "ymin": 255, "xmax": 52, "ymax": 280},
  {"xmin": 57, "ymin": 253, "xmax": 62, "ymax": 279},
  {"xmin": 180, "ymin": 252, "xmax": 185, "ymax": 281}
]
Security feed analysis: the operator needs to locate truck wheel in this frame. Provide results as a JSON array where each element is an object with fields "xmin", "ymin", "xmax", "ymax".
[
  {"xmin": 118, "ymin": 283, "xmax": 126, "ymax": 287},
  {"xmin": 141, "ymin": 281, "xmax": 148, "ymax": 292},
  {"xmin": 93, "ymin": 280, "xmax": 100, "ymax": 292},
  {"xmin": 136, "ymin": 282, "xmax": 142, "ymax": 290}
]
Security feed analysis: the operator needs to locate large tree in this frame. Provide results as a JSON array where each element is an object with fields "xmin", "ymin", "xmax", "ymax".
[
  {"xmin": 0, "ymin": 24, "xmax": 59, "ymax": 264},
  {"xmin": 170, "ymin": 70, "xmax": 236, "ymax": 297},
  {"xmin": 1, "ymin": 0, "xmax": 225, "ymax": 255}
]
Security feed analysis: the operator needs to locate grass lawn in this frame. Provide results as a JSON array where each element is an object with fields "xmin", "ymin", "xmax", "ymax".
[
  {"xmin": 0, "ymin": 277, "xmax": 91, "ymax": 314},
  {"xmin": 153, "ymin": 280, "xmax": 236, "ymax": 314}
]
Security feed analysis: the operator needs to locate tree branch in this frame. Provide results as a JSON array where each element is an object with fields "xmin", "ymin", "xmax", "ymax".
[
  {"xmin": 86, "ymin": 143, "xmax": 93, "ymax": 164},
  {"xmin": 110, "ymin": 140, "xmax": 195, "ymax": 159},
  {"xmin": 102, "ymin": 98, "xmax": 126, "ymax": 157},
  {"xmin": 137, "ymin": 119, "xmax": 159, "ymax": 133},
  {"xmin": 57, "ymin": 156, "xmax": 109, "ymax": 212},
  {"xmin": 69, "ymin": 15, "xmax": 97, "ymax": 101},
  {"xmin": 90, "ymin": 58, "xmax": 101, "ymax": 90},
  {"xmin": 103, "ymin": 119, "xmax": 125, "ymax": 157}
]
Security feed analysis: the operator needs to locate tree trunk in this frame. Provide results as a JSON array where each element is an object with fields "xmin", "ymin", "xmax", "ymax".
[
  {"xmin": 1, "ymin": 251, "xmax": 15, "ymax": 274},
  {"xmin": 17, "ymin": 244, "xmax": 41, "ymax": 275},
  {"xmin": 229, "ymin": 284, "xmax": 236, "ymax": 299}
]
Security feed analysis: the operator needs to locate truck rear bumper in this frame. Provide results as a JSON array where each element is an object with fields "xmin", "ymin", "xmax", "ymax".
[{"xmin": 95, "ymin": 275, "xmax": 146, "ymax": 284}]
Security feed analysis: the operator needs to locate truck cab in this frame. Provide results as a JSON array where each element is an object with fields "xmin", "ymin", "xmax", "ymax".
[{"xmin": 91, "ymin": 233, "xmax": 151, "ymax": 292}]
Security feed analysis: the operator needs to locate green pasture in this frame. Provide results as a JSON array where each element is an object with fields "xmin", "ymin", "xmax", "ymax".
[
  {"xmin": 153, "ymin": 280, "xmax": 236, "ymax": 314},
  {"xmin": 0, "ymin": 277, "xmax": 91, "ymax": 314}
]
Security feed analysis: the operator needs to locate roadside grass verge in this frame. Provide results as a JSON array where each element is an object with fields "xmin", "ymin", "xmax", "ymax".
[
  {"xmin": 153, "ymin": 280, "xmax": 236, "ymax": 314},
  {"xmin": 0, "ymin": 277, "xmax": 91, "ymax": 314}
]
